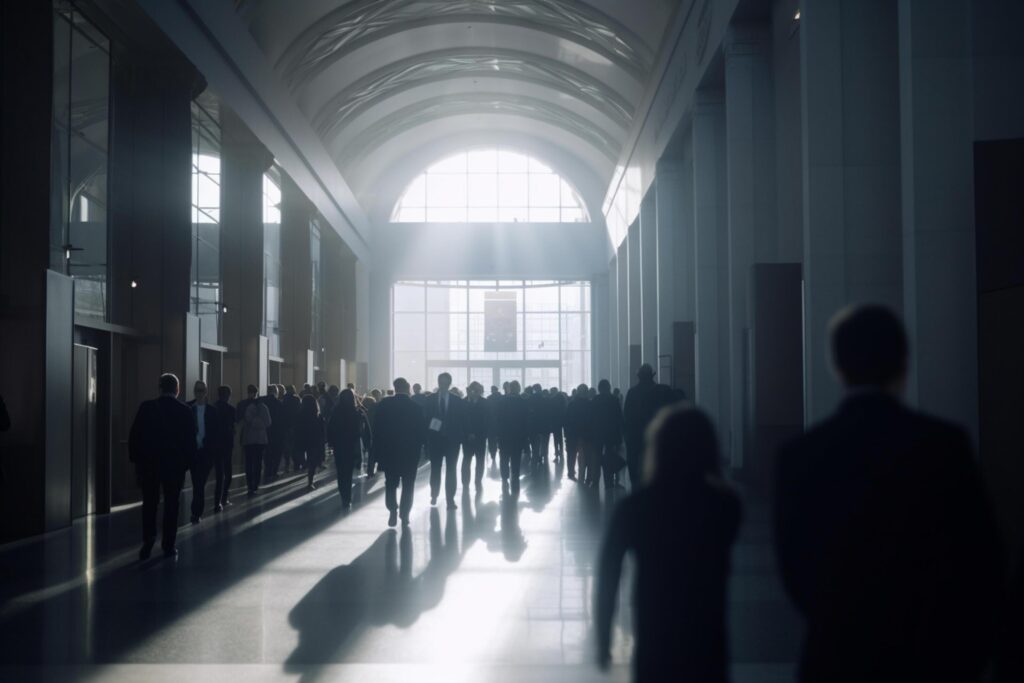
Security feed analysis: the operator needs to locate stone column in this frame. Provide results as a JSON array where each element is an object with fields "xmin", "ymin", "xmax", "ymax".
[
  {"xmin": 220, "ymin": 107, "xmax": 273, "ymax": 396},
  {"xmin": 591, "ymin": 272, "xmax": 611, "ymax": 386},
  {"xmin": 898, "ymin": 0, "xmax": 977, "ymax": 439},
  {"xmin": 725, "ymin": 24, "xmax": 777, "ymax": 467},
  {"xmin": 607, "ymin": 258, "xmax": 620, "ymax": 386},
  {"xmin": 692, "ymin": 91, "xmax": 730, "ymax": 451},
  {"xmin": 627, "ymin": 221, "xmax": 642, "ymax": 385},
  {"xmin": 639, "ymin": 191, "xmax": 659, "ymax": 369},
  {"xmin": 801, "ymin": 0, "xmax": 902, "ymax": 423},
  {"xmin": 616, "ymin": 241, "xmax": 629, "ymax": 390},
  {"xmin": 279, "ymin": 174, "xmax": 315, "ymax": 387}
]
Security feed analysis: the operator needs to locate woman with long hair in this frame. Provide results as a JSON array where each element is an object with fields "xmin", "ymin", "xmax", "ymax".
[
  {"xmin": 294, "ymin": 394, "xmax": 325, "ymax": 491},
  {"xmin": 327, "ymin": 389, "xmax": 370, "ymax": 509},
  {"xmin": 595, "ymin": 405, "xmax": 741, "ymax": 682}
]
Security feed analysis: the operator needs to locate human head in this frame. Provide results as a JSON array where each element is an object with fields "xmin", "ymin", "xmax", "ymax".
[
  {"xmin": 346, "ymin": 382, "xmax": 355, "ymax": 391},
  {"xmin": 339, "ymin": 388, "xmax": 355, "ymax": 409},
  {"xmin": 490, "ymin": 385, "xmax": 499, "ymax": 396},
  {"xmin": 316, "ymin": 381, "xmax": 327, "ymax": 395},
  {"xmin": 266, "ymin": 385, "xmax": 277, "ymax": 399},
  {"xmin": 644, "ymin": 405, "xmax": 721, "ymax": 485},
  {"xmin": 300, "ymin": 393, "xmax": 319, "ymax": 415},
  {"xmin": 550, "ymin": 386, "xmax": 558, "ymax": 395},
  {"xmin": 286, "ymin": 384, "xmax": 296, "ymax": 395},
  {"xmin": 637, "ymin": 363, "xmax": 655, "ymax": 381},
  {"xmin": 829, "ymin": 304, "xmax": 908, "ymax": 392},
  {"xmin": 509, "ymin": 380, "xmax": 521, "ymax": 395},
  {"xmin": 193, "ymin": 380, "xmax": 208, "ymax": 402},
  {"xmin": 468, "ymin": 381, "xmax": 483, "ymax": 398},
  {"xmin": 533, "ymin": 383, "xmax": 542, "ymax": 393},
  {"xmin": 275, "ymin": 384, "xmax": 285, "ymax": 398},
  {"xmin": 217, "ymin": 385, "xmax": 232, "ymax": 402},
  {"xmin": 328, "ymin": 384, "xmax": 340, "ymax": 397},
  {"xmin": 159, "ymin": 373, "xmax": 180, "ymax": 397},
  {"xmin": 413, "ymin": 383, "xmax": 422, "ymax": 395},
  {"xmin": 437, "ymin": 372, "xmax": 452, "ymax": 392},
  {"xmin": 598, "ymin": 379, "xmax": 611, "ymax": 394},
  {"xmin": 393, "ymin": 377, "xmax": 410, "ymax": 395},
  {"xmin": 246, "ymin": 384, "xmax": 258, "ymax": 398},
  {"xmin": 577, "ymin": 383, "xmax": 589, "ymax": 397},
  {"xmin": 502, "ymin": 381, "xmax": 509, "ymax": 394},
  {"xmin": 371, "ymin": 388, "xmax": 382, "ymax": 400}
]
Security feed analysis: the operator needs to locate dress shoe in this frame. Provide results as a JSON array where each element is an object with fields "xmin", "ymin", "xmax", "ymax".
[
  {"xmin": 400, "ymin": 515, "xmax": 410, "ymax": 527},
  {"xmin": 214, "ymin": 504, "xmax": 224, "ymax": 512},
  {"xmin": 430, "ymin": 496, "xmax": 437, "ymax": 506},
  {"xmin": 139, "ymin": 542, "xmax": 154, "ymax": 560},
  {"xmin": 447, "ymin": 500, "xmax": 458, "ymax": 510},
  {"xmin": 190, "ymin": 515, "xmax": 201, "ymax": 525},
  {"xmin": 387, "ymin": 510, "xmax": 398, "ymax": 528}
]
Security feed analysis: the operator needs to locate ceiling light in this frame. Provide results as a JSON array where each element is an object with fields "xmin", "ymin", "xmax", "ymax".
[{"xmin": 130, "ymin": 280, "xmax": 138, "ymax": 289}]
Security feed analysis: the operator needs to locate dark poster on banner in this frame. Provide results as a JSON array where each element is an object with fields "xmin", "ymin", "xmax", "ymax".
[{"xmin": 484, "ymin": 292, "xmax": 517, "ymax": 352}]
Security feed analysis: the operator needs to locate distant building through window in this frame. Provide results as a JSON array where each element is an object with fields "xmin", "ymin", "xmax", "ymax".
[{"xmin": 392, "ymin": 148, "xmax": 590, "ymax": 223}]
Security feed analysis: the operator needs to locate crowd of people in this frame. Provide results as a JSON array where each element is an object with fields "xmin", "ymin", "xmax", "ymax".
[{"xmin": 124, "ymin": 304, "xmax": 1018, "ymax": 683}]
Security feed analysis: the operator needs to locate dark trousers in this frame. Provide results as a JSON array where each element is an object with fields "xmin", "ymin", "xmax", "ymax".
[
  {"xmin": 265, "ymin": 439, "xmax": 283, "ymax": 478},
  {"xmin": 190, "ymin": 448, "xmax": 213, "ymax": 518},
  {"xmin": 244, "ymin": 444, "xmax": 264, "ymax": 492},
  {"xmin": 461, "ymin": 438, "xmax": 486, "ymax": 486},
  {"xmin": 335, "ymin": 444, "xmax": 359, "ymax": 505},
  {"xmin": 214, "ymin": 446, "xmax": 232, "ymax": 505},
  {"xmin": 429, "ymin": 441, "xmax": 460, "ymax": 502},
  {"xmin": 552, "ymin": 427, "xmax": 564, "ymax": 455},
  {"xmin": 593, "ymin": 442, "xmax": 617, "ymax": 488},
  {"xmin": 500, "ymin": 440, "xmax": 525, "ymax": 490},
  {"xmin": 625, "ymin": 443, "xmax": 642, "ymax": 490},
  {"xmin": 385, "ymin": 462, "xmax": 418, "ymax": 519},
  {"xmin": 487, "ymin": 435, "xmax": 498, "ymax": 459},
  {"xmin": 566, "ymin": 436, "xmax": 581, "ymax": 477},
  {"xmin": 140, "ymin": 471, "xmax": 183, "ymax": 551}
]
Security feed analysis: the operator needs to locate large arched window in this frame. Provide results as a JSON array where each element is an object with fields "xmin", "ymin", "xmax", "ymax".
[{"xmin": 391, "ymin": 148, "xmax": 590, "ymax": 223}]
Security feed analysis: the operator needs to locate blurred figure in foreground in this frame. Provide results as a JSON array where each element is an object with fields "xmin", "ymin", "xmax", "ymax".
[
  {"xmin": 595, "ymin": 405, "xmax": 741, "ymax": 682},
  {"xmin": 775, "ymin": 305, "xmax": 1003, "ymax": 683}
]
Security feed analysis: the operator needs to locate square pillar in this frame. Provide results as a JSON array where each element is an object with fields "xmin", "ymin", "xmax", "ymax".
[
  {"xmin": 616, "ymin": 241, "xmax": 629, "ymax": 390},
  {"xmin": 639, "ymin": 191, "xmax": 659, "ymax": 369},
  {"xmin": 692, "ymin": 91, "xmax": 731, "ymax": 453},
  {"xmin": 627, "ymin": 221, "xmax": 642, "ymax": 385},
  {"xmin": 801, "ymin": 0, "xmax": 902, "ymax": 423},
  {"xmin": 279, "ymin": 174, "xmax": 315, "ymax": 387}
]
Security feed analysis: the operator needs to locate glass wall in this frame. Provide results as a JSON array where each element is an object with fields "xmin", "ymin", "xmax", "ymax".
[
  {"xmin": 190, "ymin": 93, "xmax": 222, "ymax": 345},
  {"xmin": 310, "ymin": 217, "xmax": 323, "ymax": 370},
  {"xmin": 262, "ymin": 169, "xmax": 282, "ymax": 357},
  {"xmin": 392, "ymin": 280, "xmax": 591, "ymax": 391},
  {"xmin": 51, "ymin": 4, "xmax": 110, "ymax": 321}
]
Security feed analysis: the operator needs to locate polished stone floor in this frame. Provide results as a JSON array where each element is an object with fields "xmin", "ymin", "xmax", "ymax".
[{"xmin": 0, "ymin": 455, "xmax": 798, "ymax": 682}]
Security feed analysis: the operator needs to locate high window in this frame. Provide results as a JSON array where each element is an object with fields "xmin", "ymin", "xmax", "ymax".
[
  {"xmin": 392, "ymin": 280, "xmax": 591, "ymax": 392},
  {"xmin": 391, "ymin": 149, "xmax": 589, "ymax": 223},
  {"xmin": 190, "ymin": 93, "xmax": 222, "ymax": 345},
  {"xmin": 51, "ymin": 4, "xmax": 110, "ymax": 321},
  {"xmin": 262, "ymin": 169, "xmax": 282, "ymax": 358}
]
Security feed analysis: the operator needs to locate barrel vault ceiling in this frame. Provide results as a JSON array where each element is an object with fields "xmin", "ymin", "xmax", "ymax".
[{"xmin": 233, "ymin": 0, "xmax": 682, "ymax": 217}]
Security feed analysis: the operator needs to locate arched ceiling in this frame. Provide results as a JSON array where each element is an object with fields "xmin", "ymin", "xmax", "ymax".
[{"xmin": 234, "ymin": 0, "xmax": 682, "ymax": 215}]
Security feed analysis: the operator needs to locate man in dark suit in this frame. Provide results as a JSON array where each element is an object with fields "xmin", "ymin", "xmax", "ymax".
[
  {"xmin": 497, "ymin": 380, "xmax": 529, "ymax": 495},
  {"xmin": 212, "ymin": 385, "xmax": 236, "ymax": 511},
  {"xmin": 590, "ymin": 379, "xmax": 624, "ymax": 489},
  {"xmin": 129, "ymin": 373, "xmax": 197, "ymax": 559},
  {"xmin": 775, "ymin": 305, "xmax": 1003, "ymax": 683},
  {"xmin": 186, "ymin": 380, "xmax": 219, "ymax": 524},
  {"xmin": 261, "ymin": 385, "xmax": 284, "ymax": 479},
  {"xmin": 422, "ymin": 372, "xmax": 465, "ymax": 509},
  {"xmin": 623, "ymin": 364, "xmax": 675, "ymax": 490},
  {"xmin": 373, "ymin": 377, "xmax": 426, "ymax": 527}
]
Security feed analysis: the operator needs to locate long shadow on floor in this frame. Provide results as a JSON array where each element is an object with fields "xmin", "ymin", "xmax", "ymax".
[{"xmin": 0, "ymin": 467, "xmax": 397, "ymax": 667}]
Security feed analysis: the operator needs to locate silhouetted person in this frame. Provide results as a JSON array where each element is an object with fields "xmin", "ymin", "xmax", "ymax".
[
  {"xmin": 526, "ymin": 383, "xmax": 546, "ymax": 464},
  {"xmin": 411, "ymin": 382, "xmax": 427, "ymax": 410},
  {"xmin": 623, "ymin": 364, "xmax": 675, "ymax": 490},
  {"xmin": 564, "ymin": 383, "xmax": 591, "ymax": 481},
  {"xmin": 363, "ymin": 391, "xmax": 381, "ymax": 476},
  {"xmin": 461, "ymin": 382, "xmax": 487, "ymax": 489},
  {"xmin": 548, "ymin": 386, "xmax": 567, "ymax": 460},
  {"xmin": 485, "ymin": 385, "xmax": 502, "ymax": 461},
  {"xmin": 423, "ymin": 372, "xmax": 465, "ymax": 509},
  {"xmin": 186, "ymin": 380, "xmax": 220, "ymax": 524},
  {"xmin": 240, "ymin": 385, "xmax": 272, "ymax": 495},
  {"xmin": 261, "ymin": 385, "xmax": 284, "ymax": 479},
  {"xmin": 280, "ymin": 384, "xmax": 301, "ymax": 472},
  {"xmin": 328, "ymin": 389, "xmax": 369, "ymax": 508},
  {"xmin": 775, "ymin": 305, "xmax": 1003, "ymax": 683},
  {"xmin": 374, "ymin": 378, "xmax": 426, "ymax": 527},
  {"xmin": 497, "ymin": 380, "xmax": 529, "ymax": 495},
  {"xmin": 590, "ymin": 379, "xmax": 624, "ymax": 489},
  {"xmin": 596, "ymin": 405, "xmax": 741, "ymax": 682},
  {"xmin": 294, "ymin": 394, "xmax": 325, "ymax": 491},
  {"xmin": 211, "ymin": 385, "xmax": 235, "ymax": 511},
  {"xmin": 128, "ymin": 373, "xmax": 197, "ymax": 559}
]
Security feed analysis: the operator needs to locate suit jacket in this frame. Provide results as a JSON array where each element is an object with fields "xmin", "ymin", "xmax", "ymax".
[
  {"xmin": 212, "ymin": 400, "xmax": 236, "ymax": 453},
  {"xmin": 422, "ymin": 390, "xmax": 465, "ymax": 451},
  {"xmin": 623, "ymin": 379, "xmax": 675, "ymax": 455},
  {"xmin": 129, "ymin": 395, "xmax": 197, "ymax": 482},
  {"xmin": 187, "ymin": 400, "xmax": 220, "ymax": 453},
  {"xmin": 463, "ymin": 396, "xmax": 488, "ymax": 443},
  {"xmin": 590, "ymin": 392, "xmax": 623, "ymax": 446},
  {"xmin": 775, "ymin": 392, "xmax": 1003, "ymax": 683},
  {"xmin": 497, "ymin": 394, "xmax": 529, "ymax": 445},
  {"xmin": 372, "ymin": 394, "xmax": 425, "ymax": 473}
]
